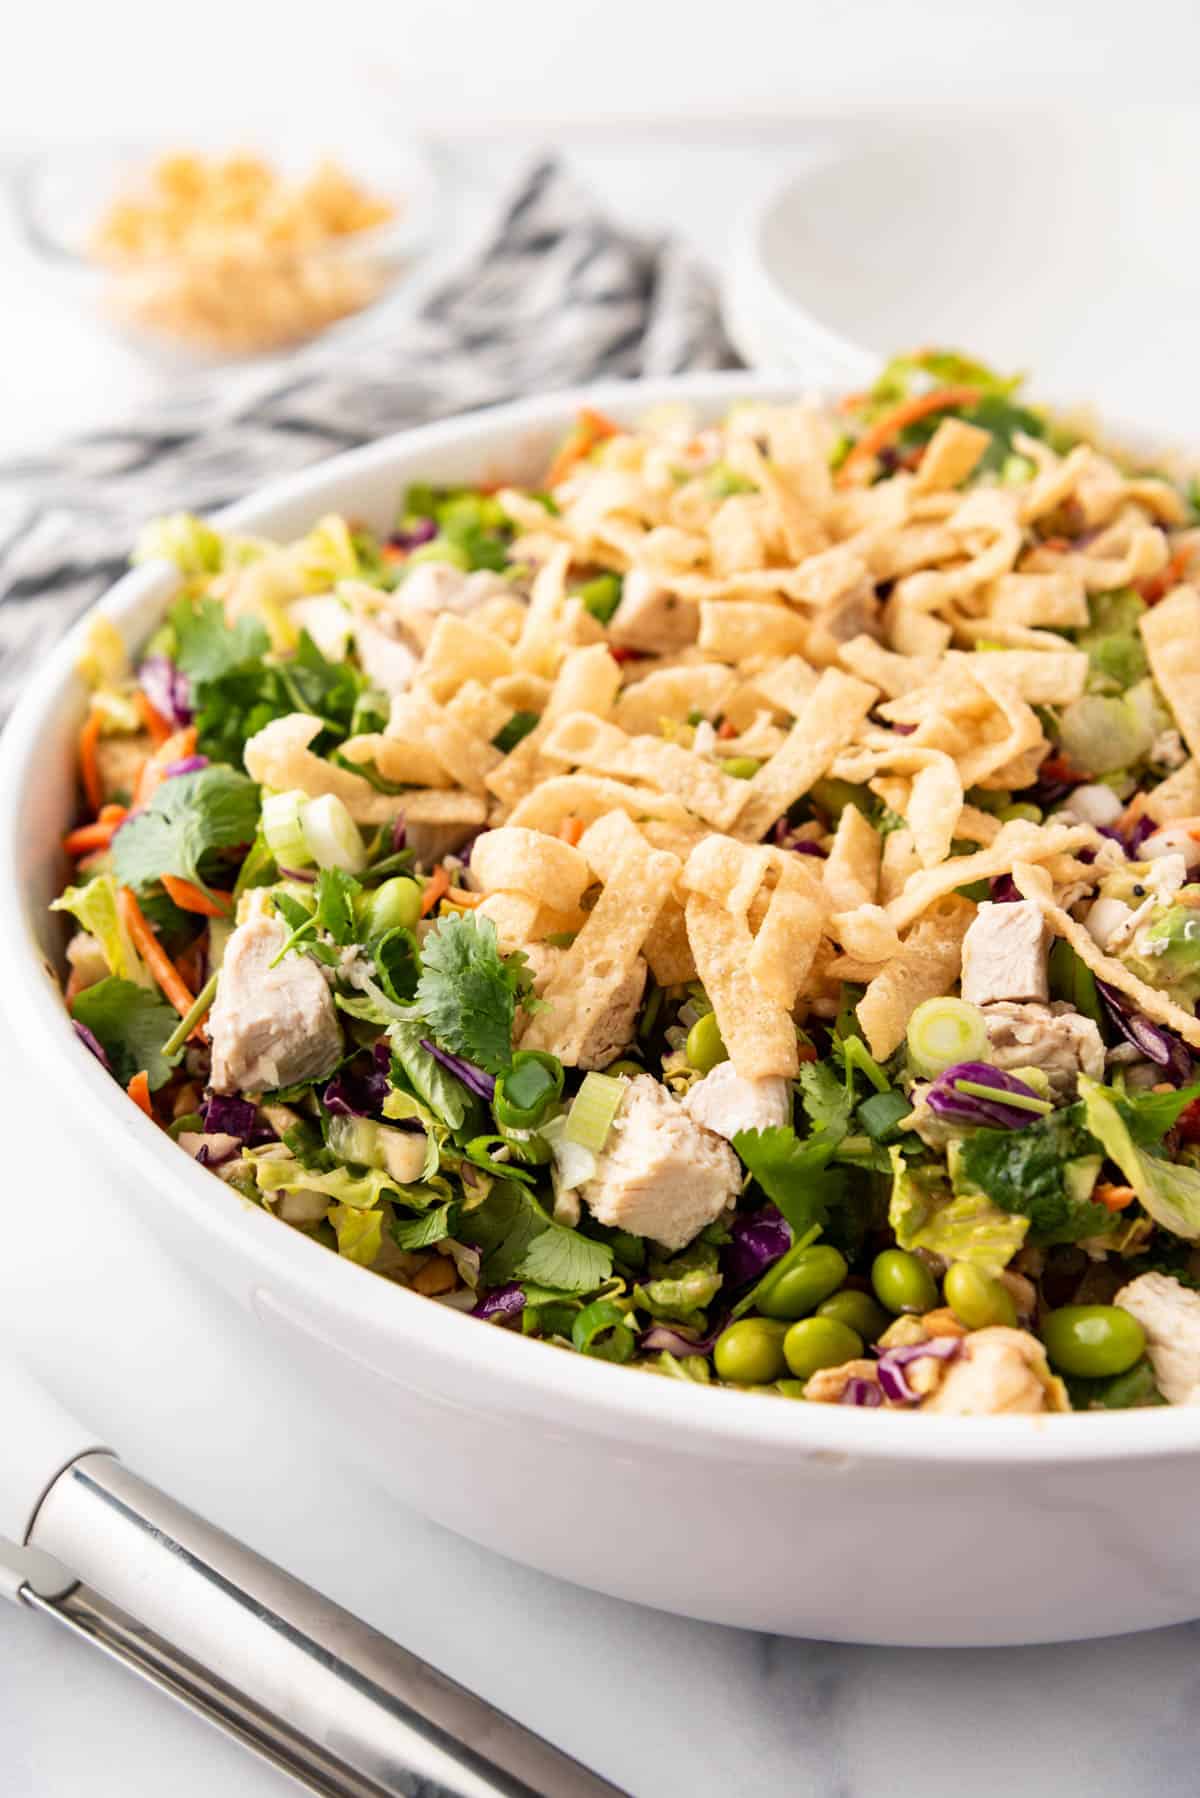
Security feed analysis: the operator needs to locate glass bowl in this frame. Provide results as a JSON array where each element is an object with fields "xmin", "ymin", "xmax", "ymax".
[{"xmin": 12, "ymin": 136, "xmax": 439, "ymax": 364}]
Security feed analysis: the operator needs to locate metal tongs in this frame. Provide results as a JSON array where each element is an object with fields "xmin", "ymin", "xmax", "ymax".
[{"xmin": 0, "ymin": 1352, "xmax": 625, "ymax": 1798}]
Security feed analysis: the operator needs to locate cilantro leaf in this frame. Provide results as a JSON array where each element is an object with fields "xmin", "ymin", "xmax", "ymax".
[
  {"xmin": 731, "ymin": 1124, "xmax": 846, "ymax": 1237},
  {"xmin": 389, "ymin": 1202, "xmax": 456, "ymax": 1250},
  {"xmin": 112, "ymin": 766, "xmax": 261, "ymax": 895},
  {"xmin": 516, "ymin": 1222, "xmax": 613, "ymax": 1294},
  {"xmin": 796, "ymin": 1061, "xmax": 851, "ymax": 1137},
  {"xmin": 412, "ymin": 912, "xmax": 528, "ymax": 1076},
  {"xmin": 171, "ymin": 593, "xmax": 268, "ymax": 682},
  {"xmin": 457, "ymin": 1179, "xmax": 612, "ymax": 1293},
  {"xmin": 953, "ymin": 1110, "xmax": 1111, "ymax": 1242},
  {"xmin": 71, "ymin": 977, "xmax": 183, "ymax": 1090}
]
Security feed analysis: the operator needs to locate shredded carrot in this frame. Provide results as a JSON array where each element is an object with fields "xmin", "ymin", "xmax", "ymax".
[
  {"xmin": 162, "ymin": 874, "xmax": 232, "ymax": 918},
  {"xmin": 836, "ymin": 389, "xmax": 869, "ymax": 414},
  {"xmin": 135, "ymin": 689, "xmax": 174, "ymax": 746},
  {"xmin": 64, "ymin": 968, "xmax": 86, "ymax": 1004},
  {"xmin": 99, "ymin": 803, "xmax": 127, "ymax": 825},
  {"xmin": 79, "ymin": 712, "xmax": 103, "ymax": 815},
  {"xmin": 1095, "ymin": 1183, "xmax": 1136, "ymax": 1213},
  {"xmin": 117, "ymin": 885, "xmax": 206, "ymax": 1040},
  {"xmin": 173, "ymin": 934, "xmax": 208, "ymax": 994},
  {"xmin": 132, "ymin": 726, "xmax": 198, "ymax": 811},
  {"xmin": 717, "ymin": 719, "xmax": 738, "ymax": 741},
  {"xmin": 63, "ymin": 818, "xmax": 122, "ymax": 856},
  {"xmin": 381, "ymin": 543, "xmax": 408, "ymax": 564},
  {"xmin": 796, "ymin": 1042, "xmax": 819, "ymax": 1065},
  {"xmin": 1137, "ymin": 544, "xmax": 1193, "ymax": 605},
  {"xmin": 545, "ymin": 407, "xmax": 620, "ymax": 488},
  {"xmin": 558, "ymin": 817, "xmax": 585, "ymax": 847},
  {"xmin": 835, "ymin": 385, "xmax": 981, "ymax": 486},
  {"xmin": 126, "ymin": 1070, "xmax": 154, "ymax": 1118},
  {"xmin": 420, "ymin": 865, "xmax": 451, "ymax": 916},
  {"xmin": 447, "ymin": 886, "xmax": 482, "ymax": 907}
]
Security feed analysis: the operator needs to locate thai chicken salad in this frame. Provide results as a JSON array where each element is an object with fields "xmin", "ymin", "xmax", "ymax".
[{"xmin": 54, "ymin": 352, "xmax": 1200, "ymax": 1414}]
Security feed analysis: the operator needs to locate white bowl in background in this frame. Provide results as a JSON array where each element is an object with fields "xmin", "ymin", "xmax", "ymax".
[
  {"xmin": 725, "ymin": 107, "xmax": 1200, "ymax": 440},
  {"xmin": 5, "ymin": 373, "xmax": 1200, "ymax": 1649}
]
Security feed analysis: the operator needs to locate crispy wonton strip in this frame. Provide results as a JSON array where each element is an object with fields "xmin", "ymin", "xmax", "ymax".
[
  {"xmin": 684, "ymin": 893, "xmax": 799, "ymax": 1080},
  {"xmin": 244, "ymin": 714, "xmax": 403, "ymax": 824},
  {"xmin": 731, "ymin": 669, "xmax": 877, "ymax": 842},
  {"xmin": 823, "ymin": 804, "xmax": 881, "ymax": 912},
  {"xmin": 856, "ymin": 897, "xmax": 975, "ymax": 1058},
  {"xmin": 470, "ymin": 827, "xmax": 591, "ymax": 909},
  {"xmin": 885, "ymin": 821, "xmax": 1096, "ymax": 933},
  {"xmin": 1139, "ymin": 586, "xmax": 1200, "ymax": 760},
  {"xmin": 1013, "ymin": 862, "xmax": 1200, "ymax": 1050},
  {"xmin": 541, "ymin": 713, "xmax": 749, "ymax": 830},
  {"xmin": 1145, "ymin": 759, "xmax": 1200, "ymax": 826},
  {"xmin": 520, "ymin": 822, "xmax": 678, "ymax": 1066},
  {"xmin": 746, "ymin": 875, "xmax": 823, "ymax": 1010}
]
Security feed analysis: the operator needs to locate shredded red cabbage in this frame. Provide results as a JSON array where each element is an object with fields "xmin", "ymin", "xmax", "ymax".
[
  {"xmin": 322, "ymin": 1043, "xmax": 393, "ymax": 1118},
  {"xmin": 723, "ymin": 1206, "xmax": 792, "ymax": 1288},
  {"xmin": 925, "ymin": 1061, "xmax": 1048, "ymax": 1129},
  {"xmin": 190, "ymin": 1132, "xmax": 242, "ymax": 1169},
  {"xmin": 388, "ymin": 519, "xmax": 438, "ymax": 551},
  {"xmin": 840, "ymin": 1377, "xmax": 884, "ymax": 1406},
  {"xmin": 164, "ymin": 754, "xmax": 209, "ymax": 778},
  {"xmin": 1125, "ymin": 813, "xmax": 1156, "ymax": 854},
  {"xmin": 278, "ymin": 865, "xmax": 317, "ymax": 884},
  {"xmin": 875, "ymin": 1335, "xmax": 962, "ymax": 1403},
  {"xmin": 989, "ymin": 874, "xmax": 1021, "ymax": 903},
  {"xmin": 638, "ymin": 1321, "xmax": 722, "ymax": 1356},
  {"xmin": 390, "ymin": 815, "xmax": 407, "ymax": 853},
  {"xmin": 201, "ymin": 1094, "xmax": 259, "ymax": 1139},
  {"xmin": 73, "ymin": 1020, "xmax": 111, "ymax": 1071},
  {"xmin": 471, "ymin": 1283, "xmax": 525, "ymax": 1323},
  {"xmin": 137, "ymin": 655, "xmax": 192, "ymax": 728},
  {"xmin": 771, "ymin": 819, "xmax": 827, "ymax": 857},
  {"xmin": 422, "ymin": 1038, "xmax": 496, "ymax": 1100},
  {"xmin": 1096, "ymin": 979, "xmax": 1194, "ymax": 1083}
]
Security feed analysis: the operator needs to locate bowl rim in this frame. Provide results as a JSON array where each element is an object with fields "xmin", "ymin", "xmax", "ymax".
[{"xmin": 6, "ymin": 367, "xmax": 1199, "ymax": 1468}]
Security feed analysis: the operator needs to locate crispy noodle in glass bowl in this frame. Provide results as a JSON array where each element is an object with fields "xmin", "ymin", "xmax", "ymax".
[{"xmin": 10, "ymin": 354, "xmax": 1200, "ymax": 1646}]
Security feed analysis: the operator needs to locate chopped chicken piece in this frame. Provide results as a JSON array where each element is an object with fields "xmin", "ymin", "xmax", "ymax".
[
  {"xmin": 209, "ymin": 894, "xmax": 342, "ymax": 1094},
  {"xmin": 289, "ymin": 594, "xmax": 352, "ymax": 661},
  {"xmin": 579, "ymin": 1074, "xmax": 740, "ymax": 1252},
  {"xmin": 802, "ymin": 1359, "xmax": 885, "ymax": 1404},
  {"xmin": 682, "ymin": 1059, "xmax": 791, "ymax": 1141},
  {"xmin": 983, "ymin": 1000, "xmax": 1105, "ymax": 1100},
  {"xmin": 1113, "ymin": 1272, "xmax": 1200, "ymax": 1404},
  {"xmin": 352, "ymin": 615, "xmax": 420, "ymax": 695},
  {"xmin": 394, "ymin": 563, "xmax": 513, "ymax": 618},
  {"xmin": 65, "ymin": 931, "xmax": 109, "ymax": 990},
  {"xmin": 608, "ymin": 569, "xmax": 699, "ymax": 653},
  {"xmin": 920, "ymin": 1327, "xmax": 1069, "ymax": 1414},
  {"xmin": 960, "ymin": 900, "xmax": 1050, "ymax": 1007}
]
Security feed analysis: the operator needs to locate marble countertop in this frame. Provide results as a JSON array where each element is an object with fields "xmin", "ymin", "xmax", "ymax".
[{"xmin": 3, "ymin": 133, "xmax": 1200, "ymax": 1798}]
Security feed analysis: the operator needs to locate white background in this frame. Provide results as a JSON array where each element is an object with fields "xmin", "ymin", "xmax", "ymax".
[{"xmin": 7, "ymin": 9, "xmax": 1200, "ymax": 1794}]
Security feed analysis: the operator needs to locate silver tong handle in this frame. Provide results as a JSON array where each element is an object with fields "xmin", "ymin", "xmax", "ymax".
[{"xmin": 2, "ymin": 1357, "xmax": 624, "ymax": 1798}]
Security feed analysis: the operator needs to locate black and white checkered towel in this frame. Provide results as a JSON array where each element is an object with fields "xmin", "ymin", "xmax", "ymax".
[{"xmin": 0, "ymin": 156, "xmax": 737, "ymax": 718}]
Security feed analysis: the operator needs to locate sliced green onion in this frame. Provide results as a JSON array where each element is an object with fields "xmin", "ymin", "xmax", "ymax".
[
  {"xmin": 161, "ymin": 971, "xmax": 219, "ymax": 1058},
  {"xmin": 303, "ymin": 794, "xmax": 366, "ymax": 874},
  {"xmin": 261, "ymin": 790, "xmax": 313, "ymax": 869},
  {"xmin": 857, "ymin": 1090, "xmax": 912, "ymax": 1142},
  {"xmin": 953, "ymin": 1078, "xmax": 1053, "ymax": 1116},
  {"xmin": 906, "ymin": 997, "xmax": 989, "ymax": 1079},
  {"xmin": 564, "ymin": 1072, "xmax": 627, "ymax": 1151}
]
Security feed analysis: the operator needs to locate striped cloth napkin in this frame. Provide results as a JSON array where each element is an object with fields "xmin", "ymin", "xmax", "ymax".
[{"xmin": 0, "ymin": 157, "xmax": 736, "ymax": 720}]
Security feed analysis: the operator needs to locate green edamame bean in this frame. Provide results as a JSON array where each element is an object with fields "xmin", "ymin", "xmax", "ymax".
[
  {"xmin": 365, "ymin": 876, "xmax": 422, "ymax": 935},
  {"xmin": 943, "ymin": 1262, "xmax": 1018, "ymax": 1331},
  {"xmin": 757, "ymin": 1246, "xmax": 848, "ymax": 1321},
  {"xmin": 817, "ymin": 1288, "xmax": 890, "ymax": 1342},
  {"xmin": 783, "ymin": 1317, "xmax": 863, "ymax": 1381},
  {"xmin": 603, "ymin": 1059, "xmax": 644, "ymax": 1078},
  {"xmin": 686, "ymin": 1010, "xmax": 728, "ymax": 1074},
  {"xmin": 871, "ymin": 1248, "xmax": 939, "ymax": 1316},
  {"xmin": 719, "ymin": 756, "xmax": 762, "ymax": 779},
  {"xmin": 713, "ymin": 1318, "xmax": 788, "ymax": 1385},
  {"xmin": 1041, "ymin": 1305, "xmax": 1146, "ymax": 1378}
]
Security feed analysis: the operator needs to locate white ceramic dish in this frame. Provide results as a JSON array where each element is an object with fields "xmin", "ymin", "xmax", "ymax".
[
  {"xmin": 6, "ymin": 372, "xmax": 1200, "ymax": 1649},
  {"xmin": 725, "ymin": 107, "xmax": 1200, "ymax": 441}
]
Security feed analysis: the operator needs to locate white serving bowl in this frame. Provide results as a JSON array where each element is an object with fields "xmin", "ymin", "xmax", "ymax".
[
  {"xmin": 6, "ymin": 372, "xmax": 1200, "ymax": 1648},
  {"xmin": 725, "ymin": 107, "xmax": 1200, "ymax": 441}
]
